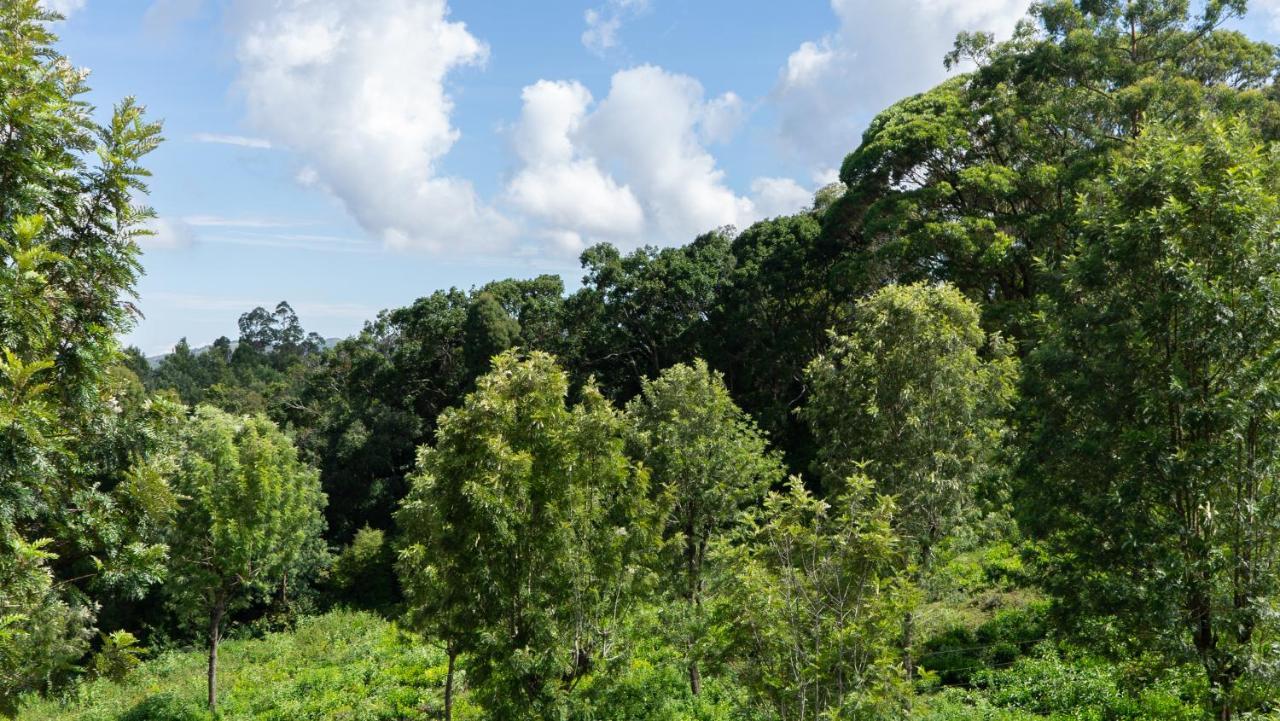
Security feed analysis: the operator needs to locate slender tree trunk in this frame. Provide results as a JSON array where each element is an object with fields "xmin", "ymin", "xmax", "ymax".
[
  {"xmin": 688, "ymin": 660, "xmax": 702, "ymax": 696},
  {"xmin": 902, "ymin": 610, "xmax": 915, "ymax": 682},
  {"xmin": 207, "ymin": 599, "xmax": 225, "ymax": 711},
  {"xmin": 444, "ymin": 643, "xmax": 457, "ymax": 721}
]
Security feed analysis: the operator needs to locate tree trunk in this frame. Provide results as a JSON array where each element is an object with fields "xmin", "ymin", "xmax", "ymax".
[
  {"xmin": 688, "ymin": 659, "xmax": 702, "ymax": 696},
  {"xmin": 444, "ymin": 644, "xmax": 457, "ymax": 721},
  {"xmin": 902, "ymin": 610, "xmax": 915, "ymax": 682},
  {"xmin": 207, "ymin": 600, "xmax": 224, "ymax": 711}
]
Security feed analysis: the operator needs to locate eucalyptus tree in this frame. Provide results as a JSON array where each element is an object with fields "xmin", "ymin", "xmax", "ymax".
[
  {"xmin": 397, "ymin": 351, "xmax": 651, "ymax": 721},
  {"xmin": 624, "ymin": 359, "xmax": 781, "ymax": 695},
  {"xmin": 165, "ymin": 406, "xmax": 326, "ymax": 711},
  {"xmin": 1021, "ymin": 117, "xmax": 1280, "ymax": 720}
]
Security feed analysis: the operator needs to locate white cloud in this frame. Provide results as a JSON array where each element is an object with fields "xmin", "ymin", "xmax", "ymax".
[
  {"xmin": 774, "ymin": 0, "xmax": 1029, "ymax": 168},
  {"xmin": 699, "ymin": 92, "xmax": 745, "ymax": 144},
  {"xmin": 506, "ymin": 80, "xmax": 645, "ymax": 243},
  {"xmin": 507, "ymin": 66, "xmax": 813, "ymax": 254},
  {"xmin": 582, "ymin": 0, "xmax": 650, "ymax": 55},
  {"xmin": 231, "ymin": 0, "xmax": 513, "ymax": 254},
  {"xmin": 143, "ymin": 217, "xmax": 196, "ymax": 249},
  {"xmin": 1249, "ymin": 0, "xmax": 1280, "ymax": 31},
  {"xmin": 39, "ymin": 0, "xmax": 85, "ymax": 19},
  {"xmin": 750, "ymin": 177, "xmax": 813, "ymax": 218},
  {"xmin": 192, "ymin": 132, "xmax": 273, "ymax": 149}
]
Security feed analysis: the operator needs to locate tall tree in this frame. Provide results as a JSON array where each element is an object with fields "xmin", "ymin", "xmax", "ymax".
[
  {"xmin": 624, "ymin": 360, "xmax": 781, "ymax": 695},
  {"xmin": 801, "ymin": 282, "xmax": 1016, "ymax": 673},
  {"xmin": 462, "ymin": 292, "xmax": 520, "ymax": 380},
  {"xmin": 564, "ymin": 230, "xmax": 734, "ymax": 401},
  {"xmin": 397, "ymin": 351, "xmax": 650, "ymax": 720},
  {"xmin": 294, "ymin": 289, "xmax": 471, "ymax": 543},
  {"xmin": 165, "ymin": 406, "xmax": 326, "ymax": 711},
  {"xmin": 1020, "ymin": 117, "xmax": 1280, "ymax": 720},
  {"xmin": 710, "ymin": 211, "xmax": 847, "ymax": 470},
  {"xmin": 0, "ymin": 2, "xmax": 165, "ymax": 710},
  {"xmin": 823, "ymin": 0, "xmax": 1278, "ymax": 337}
]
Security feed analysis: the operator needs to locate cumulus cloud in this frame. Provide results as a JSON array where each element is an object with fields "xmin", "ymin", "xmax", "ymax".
[
  {"xmin": 582, "ymin": 0, "xmax": 650, "ymax": 56},
  {"xmin": 775, "ymin": 0, "xmax": 1029, "ymax": 168},
  {"xmin": 230, "ymin": 0, "xmax": 513, "ymax": 253},
  {"xmin": 507, "ymin": 66, "xmax": 813, "ymax": 254},
  {"xmin": 750, "ymin": 177, "xmax": 814, "ymax": 219},
  {"xmin": 39, "ymin": 0, "xmax": 85, "ymax": 18},
  {"xmin": 506, "ymin": 80, "xmax": 645, "ymax": 249}
]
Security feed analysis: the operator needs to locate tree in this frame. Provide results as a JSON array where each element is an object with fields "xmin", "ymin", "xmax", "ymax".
[
  {"xmin": 710, "ymin": 212, "xmax": 848, "ymax": 470},
  {"xmin": 294, "ymin": 289, "xmax": 471, "ymax": 543},
  {"xmin": 624, "ymin": 360, "xmax": 782, "ymax": 695},
  {"xmin": 462, "ymin": 292, "xmax": 520, "ymax": 381},
  {"xmin": 165, "ymin": 406, "xmax": 326, "ymax": 710},
  {"xmin": 397, "ymin": 351, "xmax": 650, "ymax": 720},
  {"xmin": 823, "ymin": 0, "xmax": 1278, "ymax": 337},
  {"xmin": 476, "ymin": 274, "xmax": 565, "ymax": 353},
  {"xmin": 0, "ymin": 3, "xmax": 166, "ymax": 709},
  {"xmin": 717, "ymin": 477, "xmax": 909, "ymax": 721},
  {"xmin": 563, "ymin": 230, "xmax": 734, "ymax": 401},
  {"xmin": 801, "ymin": 282, "xmax": 1016, "ymax": 673},
  {"xmin": 1020, "ymin": 117, "xmax": 1280, "ymax": 720}
]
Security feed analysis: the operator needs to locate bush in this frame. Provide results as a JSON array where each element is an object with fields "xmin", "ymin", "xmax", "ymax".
[
  {"xmin": 920, "ymin": 603, "xmax": 1048, "ymax": 687},
  {"xmin": 118, "ymin": 693, "xmax": 209, "ymax": 721},
  {"xmin": 91, "ymin": 631, "xmax": 146, "ymax": 683},
  {"xmin": 330, "ymin": 526, "xmax": 397, "ymax": 610}
]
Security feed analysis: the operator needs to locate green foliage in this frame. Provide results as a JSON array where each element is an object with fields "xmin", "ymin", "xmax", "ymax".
[
  {"xmin": 0, "ymin": 534, "xmax": 91, "ymax": 717},
  {"xmin": 117, "ymin": 694, "xmax": 208, "ymax": 721},
  {"xmin": 397, "ymin": 350, "xmax": 652, "ymax": 719},
  {"xmin": 0, "ymin": 2, "xmax": 165, "ymax": 710},
  {"xmin": 329, "ymin": 526, "xmax": 396, "ymax": 611},
  {"xmin": 716, "ymin": 477, "xmax": 911, "ymax": 721},
  {"xmin": 462, "ymin": 293, "xmax": 521, "ymax": 380},
  {"xmin": 1020, "ymin": 116, "xmax": 1280, "ymax": 717},
  {"xmin": 91, "ymin": 631, "xmax": 145, "ymax": 683},
  {"xmin": 710, "ymin": 212, "xmax": 843, "ymax": 470},
  {"xmin": 826, "ymin": 0, "xmax": 1279, "ymax": 335},
  {"xmin": 17, "ymin": 611, "xmax": 446, "ymax": 721},
  {"xmin": 802, "ymin": 282, "xmax": 1017, "ymax": 564},
  {"xmin": 919, "ymin": 604, "xmax": 1049, "ymax": 688},
  {"xmin": 625, "ymin": 360, "xmax": 782, "ymax": 694},
  {"xmin": 565, "ymin": 231, "xmax": 734, "ymax": 401},
  {"xmin": 165, "ymin": 406, "xmax": 326, "ymax": 708}
]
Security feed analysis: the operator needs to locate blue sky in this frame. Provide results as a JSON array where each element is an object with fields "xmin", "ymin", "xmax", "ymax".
[{"xmin": 42, "ymin": 0, "xmax": 1280, "ymax": 354}]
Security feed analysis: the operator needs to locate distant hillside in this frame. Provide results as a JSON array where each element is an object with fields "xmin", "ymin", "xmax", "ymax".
[{"xmin": 145, "ymin": 337, "xmax": 343, "ymax": 366}]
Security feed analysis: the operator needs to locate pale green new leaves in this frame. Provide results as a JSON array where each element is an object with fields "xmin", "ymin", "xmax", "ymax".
[
  {"xmin": 397, "ymin": 351, "xmax": 651, "ymax": 720},
  {"xmin": 166, "ymin": 405, "xmax": 326, "ymax": 619},
  {"xmin": 624, "ymin": 359, "xmax": 782, "ymax": 690},
  {"xmin": 716, "ymin": 476, "xmax": 910, "ymax": 721}
]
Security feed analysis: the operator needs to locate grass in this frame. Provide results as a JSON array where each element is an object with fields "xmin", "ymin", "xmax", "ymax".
[{"xmin": 18, "ymin": 610, "xmax": 459, "ymax": 721}]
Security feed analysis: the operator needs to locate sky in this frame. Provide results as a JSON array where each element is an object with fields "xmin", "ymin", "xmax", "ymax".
[{"xmin": 41, "ymin": 0, "xmax": 1280, "ymax": 355}]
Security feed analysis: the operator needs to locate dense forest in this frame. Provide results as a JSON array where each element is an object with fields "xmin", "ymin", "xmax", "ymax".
[{"xmin": 8, "ymin": 0, "xmax": 1280, "ymax": 719}]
